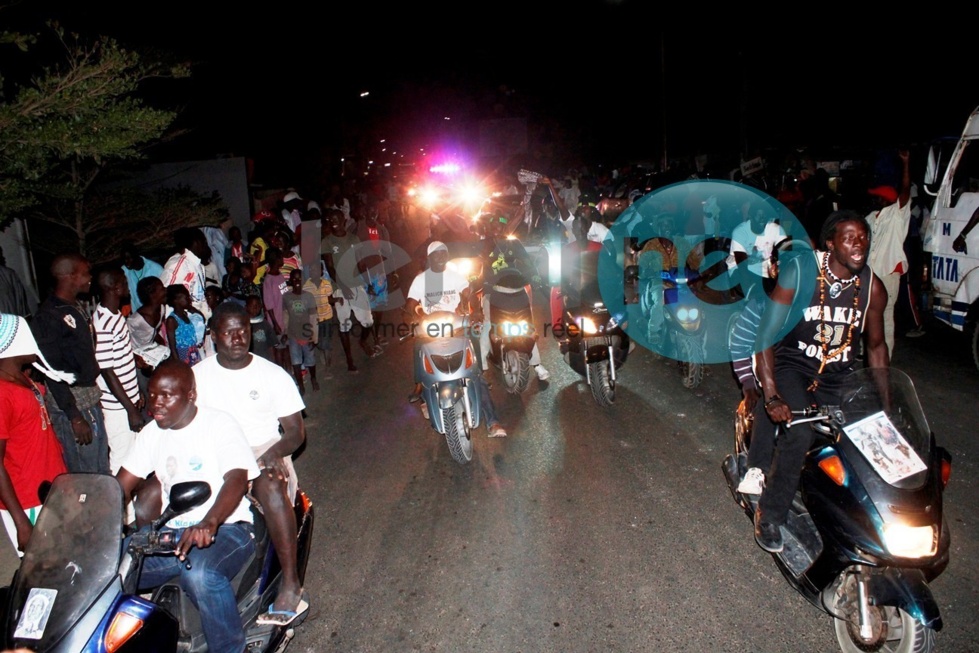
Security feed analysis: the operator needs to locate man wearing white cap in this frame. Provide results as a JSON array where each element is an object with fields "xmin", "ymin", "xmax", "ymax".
[
  {"xmin": 281, "ymin": 191, "xmax": 304, "ymax": 234},
  {"xmin": 0, "ymin": 313, "xmax": 72, "ymax": 555},
  {"xmin": 405, "ymin": 241, "xmax": 508, "ymax": 437}
]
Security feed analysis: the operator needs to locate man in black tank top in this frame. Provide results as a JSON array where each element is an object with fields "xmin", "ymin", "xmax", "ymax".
[{"xmin": 744, "ymin": 211, "xmax": 889, "ymax": 553}]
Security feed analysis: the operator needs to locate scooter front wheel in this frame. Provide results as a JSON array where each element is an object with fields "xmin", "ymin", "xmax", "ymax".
[
  {"xmin": 834, "ymin": 605, "xmax": 935, "ymax": 653},
  {"xmin": 588, "ymin": 360, "xmax": 615, "ymax": 407},
  {"xmin": 502, "ymin": 349, "xmax": 532, "ymax": 394},
  {"xmin": 442, "ymin": 402, "xmax": 473, "ymax": 464}
]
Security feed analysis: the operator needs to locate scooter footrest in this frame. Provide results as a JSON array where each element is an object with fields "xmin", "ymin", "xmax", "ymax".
[{"xmin": 778, "ymin": 512, "xmax": 823, "ymax": 577}]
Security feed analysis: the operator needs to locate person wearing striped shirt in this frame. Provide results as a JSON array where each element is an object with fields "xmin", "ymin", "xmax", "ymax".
[{"xmin": 93, "ymin": 268, "xmax": 145, "ymax": 474}]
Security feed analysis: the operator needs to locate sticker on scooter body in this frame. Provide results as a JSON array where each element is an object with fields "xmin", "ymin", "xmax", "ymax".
[{"xmin": 14, "ymin": 587, "xmax": 58, "ymax": 640}]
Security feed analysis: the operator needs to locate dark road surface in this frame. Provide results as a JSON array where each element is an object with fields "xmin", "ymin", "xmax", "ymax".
[{"xmin": 2, "ymin": 213, "xmax": 976, "ymax": 653}]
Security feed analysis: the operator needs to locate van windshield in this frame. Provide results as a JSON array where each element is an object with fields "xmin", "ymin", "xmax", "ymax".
[{"xmin": 949, "ymin": 139, "xmax": 979, "ymax": 208}]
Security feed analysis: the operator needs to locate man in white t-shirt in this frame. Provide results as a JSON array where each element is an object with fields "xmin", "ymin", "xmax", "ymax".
[
  {"xmin": 117, "ymin": 359, "xmax": 260, "ymax": 653},
  {"xmin": 727, "ymin": 201, "xmax": 787, "ymax": 294},
  {"xmin": 193, "ymin": 301, "xmax": 308, "ymax": 625},
  {"xmin": 405, "ymin": 241, "xmax": 507, "ymax": 437}
]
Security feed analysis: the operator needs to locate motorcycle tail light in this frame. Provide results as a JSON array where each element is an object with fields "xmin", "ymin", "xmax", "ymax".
[
  {"xmin": 883, "ymin": 523, "xmax": 937, "ymax": 558},
  {"xmin": 941, "ymin": 458, "xmax": 951, "ymax": 487},
  {"xmin": 818, "ymin": 455, "xmax": 846, "ymax": 486},
  {"xmin": 105, "ymin": 612, "xmax": 143, "ymax": 652}
]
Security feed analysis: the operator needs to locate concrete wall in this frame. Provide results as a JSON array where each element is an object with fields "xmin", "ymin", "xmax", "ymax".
[{"xmin": 0, "ymin": 218, "xmax": 41, "ymax": 311}]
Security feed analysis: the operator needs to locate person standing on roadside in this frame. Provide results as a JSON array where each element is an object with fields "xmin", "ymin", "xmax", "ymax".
[
  {"xmin": 30, "ymin": 254, "xmax": 110, "ymax": 474},
  {"xmin": 93, "ymin": 268, "xmax": 145, "ymax": 474},
  {"xmin": 162, "ymin": 227, "xmax": 211, "ymax": 321},
  {"xmin": 865, "ymin": 149, "xmax": 911, "ymax": 359},
  {"xmin": 120, "ymin": 242, "xmax": 163, "ymax": 312},
  {"xmin": 0, "ymin": 313, "xmax": 70, "ymax": 557}
]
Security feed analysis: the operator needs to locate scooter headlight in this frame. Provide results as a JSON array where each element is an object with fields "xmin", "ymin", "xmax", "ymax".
[
  {"xmin": 500, "ymin": 320, "xmax": 531, "ymax": 337},
  {"xmin": 882, "ymin": 523, "xmax": 937, "ymax": 558},
  {"xmin": 576, "ymin": 317, "xmax": 598, "ymax": 335}
]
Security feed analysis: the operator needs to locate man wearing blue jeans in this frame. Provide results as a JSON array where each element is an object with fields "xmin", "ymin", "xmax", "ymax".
[
  {"xmin": 117, "ymin": 360, "xmax": 259, "ymax": 653},
  {"xmin": 30, "ymin": 253, "xmax": 110, "ymax": 474}
]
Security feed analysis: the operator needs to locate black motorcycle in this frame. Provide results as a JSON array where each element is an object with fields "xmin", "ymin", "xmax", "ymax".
[
  {"xmin": 555, "ymin": 246, "xmax": 631, "ymax": 407},
  {"xmin": 722, "ymin": 368, "xmax": 951, "ymax": 653}
]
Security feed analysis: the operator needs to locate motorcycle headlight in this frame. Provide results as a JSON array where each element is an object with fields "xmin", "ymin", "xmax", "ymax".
[
  {"xmin": 500, "ymin": 320, "xmax": 531, "ymax": 337},
  {"xmin": 449, "ymin": 259, "xmax": 473, "ymax": 277},
  {"xmin": 675, "ymin": 306, "xmax": 701, "ymax": 332},
  {"xmin": 882, "ymin": 523, "xmax": 937, "ymax": 558},
  {"xmin": 576, "ymin": 317, "xmax": 598, "ymax": 335},
  {"xmin": 676, "ymin": 307, "xmax": 699, "ymax": 322},
  {"xmin": 419, "ymin": 187, "xmax": 441, "ymax": 208}
]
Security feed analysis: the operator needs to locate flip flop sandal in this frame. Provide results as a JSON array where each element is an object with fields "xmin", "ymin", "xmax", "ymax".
[{"xmin": 255, "ymin": 598, "xmax": 310, "ymax": 627}]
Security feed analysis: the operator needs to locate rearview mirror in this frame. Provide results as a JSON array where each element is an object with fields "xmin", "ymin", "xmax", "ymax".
[
  {"xmin": 924, "ymin": 146, "xmax": 938, "ymax": 186},
  {"xmin": 152, "ymin": 481, "xmax": 211, "ymax": 531}
]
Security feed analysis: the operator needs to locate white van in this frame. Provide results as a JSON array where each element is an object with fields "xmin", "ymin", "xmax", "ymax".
[{"xmin": 922, "ymin": 105, "xmax": 979, "ymax": 369}]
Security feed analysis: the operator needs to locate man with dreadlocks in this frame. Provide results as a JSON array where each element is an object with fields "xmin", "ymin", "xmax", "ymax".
[{"xmin": 743, "ymin": 210, "xmax": 889, "ymax": 553}]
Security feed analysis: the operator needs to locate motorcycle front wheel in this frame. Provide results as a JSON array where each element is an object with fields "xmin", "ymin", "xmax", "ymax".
[
  {"xmin": 588, "ymin": 360, "xmax": 615, "ymax": 407},
  {"xmin": 834, "ymin": 606, "xmax": 935, "ymax": 653},
  {"xmin": 502, "ymin": 349, "xmax": 531, "ymax": 394},
  {"xmin": 678, "ymin": 337, "xmax": 704, "ymax": 389},
  {"xmin": 442, "ymin": 402, "xmax": 473, "ymax": 464}
]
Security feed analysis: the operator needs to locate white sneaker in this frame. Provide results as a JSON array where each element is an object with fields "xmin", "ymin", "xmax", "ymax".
[
  {"xmin": 737, "ymin": 467, "xmax": 765, "ymax": 495},
  {"xmin": 536, "ymin": 364, "xmax": 550, "ymax": 381}
]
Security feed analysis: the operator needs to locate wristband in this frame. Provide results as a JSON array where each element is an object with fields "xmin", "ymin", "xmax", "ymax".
[{"xmin": 764, "ymin": 395, "xmax": 783, "ymax": 408}]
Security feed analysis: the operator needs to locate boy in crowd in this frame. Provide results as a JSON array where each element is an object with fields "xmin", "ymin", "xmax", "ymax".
[
  {"xmin": 283, "ymin": 269, "xmax": 319, "ymax": 394},
  {"xmin": 246, "ymin": 296, "xmax": 275, "ymax": 362},
  {"xmin": 303, "ymin": 262, "xmax": 336, "ymax": 378}
]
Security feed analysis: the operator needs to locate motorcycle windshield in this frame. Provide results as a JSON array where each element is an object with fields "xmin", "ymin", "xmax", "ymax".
[
  {"xmin": 837, "ymin": 368, "xmax": 933, "ymax": 487},
  {"xmin": 9, "ymin": 474, "xmax": 123, "ymax": 648}
]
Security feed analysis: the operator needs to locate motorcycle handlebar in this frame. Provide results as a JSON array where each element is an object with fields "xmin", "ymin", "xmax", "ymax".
[{"xmin": 128, "ymin": 527, "xmax": 179, "ymax": 555}]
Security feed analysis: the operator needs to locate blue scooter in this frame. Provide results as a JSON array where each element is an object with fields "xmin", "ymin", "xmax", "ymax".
[
  {"xmin": 0, "ymin": 473, "xmax": 313, "ymax": 653},
  {"xmin": 408, "ymin": 310, "xmax": 484, "ymax": 464}
]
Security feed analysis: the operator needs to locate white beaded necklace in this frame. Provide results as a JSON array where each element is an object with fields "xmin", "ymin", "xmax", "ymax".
[{"xmin": 823, "ymin": 252, "xmax": 857, "ymax": 299}]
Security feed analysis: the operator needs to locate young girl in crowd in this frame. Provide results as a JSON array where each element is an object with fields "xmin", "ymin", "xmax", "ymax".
[{"xmin": 164, "ymin": 284, "xmax": 206, "ymax": 366}]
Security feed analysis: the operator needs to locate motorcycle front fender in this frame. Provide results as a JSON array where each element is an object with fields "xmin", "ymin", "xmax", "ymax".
[
  {"xmin": 437, "ymin": 381, "xmax": 465, "ymax": 411},
  {"xmin": 866, "ymin": 567, "xmax": 943, "ymax": 631}
]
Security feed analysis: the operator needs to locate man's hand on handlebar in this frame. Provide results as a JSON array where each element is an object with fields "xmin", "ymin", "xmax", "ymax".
[
  {"xmin": 764, "ymin": 395, "xmax": 793, "ymax": 425},
  {"xmin": 176, "ymin": 518, "xmax": 219, "ymax": 559}
]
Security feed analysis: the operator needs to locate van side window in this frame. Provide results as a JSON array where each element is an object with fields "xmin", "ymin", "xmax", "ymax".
[{"xmin": 950, "ymin": 141, "xmax": 979, "ymax": 208}]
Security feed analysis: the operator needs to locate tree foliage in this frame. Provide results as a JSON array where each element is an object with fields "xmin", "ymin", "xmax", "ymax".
[{"xmin": 0, "ymin": 23, "xmax": 222, "ymax": 259}]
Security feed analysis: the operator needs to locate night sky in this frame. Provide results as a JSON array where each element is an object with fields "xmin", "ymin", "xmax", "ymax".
[{"xmin": 7, "ymin": 2, "xmax": 977, "ymax": 186}]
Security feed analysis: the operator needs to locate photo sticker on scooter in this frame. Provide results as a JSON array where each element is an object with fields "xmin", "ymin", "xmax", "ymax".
[
  {"xmin": 14, "ymin": 587, "xmax": 58, "ymax": 640},
  {"xmin": 597, "ymin": 180, "xmax": 816, "ymax": 364}
]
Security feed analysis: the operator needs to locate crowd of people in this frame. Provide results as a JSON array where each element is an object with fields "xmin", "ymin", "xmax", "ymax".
[{"xmin": 0, "ymin": 148, "xmax": 934, "ymax": 649}]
